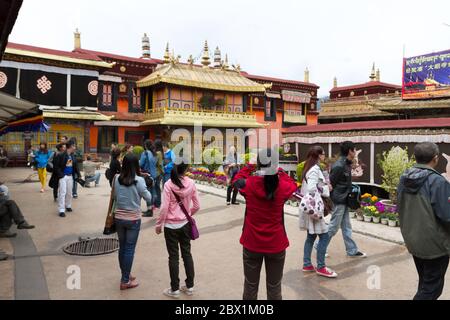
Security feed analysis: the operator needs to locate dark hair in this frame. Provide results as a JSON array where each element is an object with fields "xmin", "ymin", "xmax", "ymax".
[
  {"xmin": 119, "ymin": 154, "xmax": 141, "ymax": 186},
  {"xmin": 144, "ymin": 139, "xmax": 156, "ymax": 156},
  {"xmin": 170, "ymin": 162, "xmax": 190, "ymax": 189},
  {"xmin": 122, "ymin": 144, "xmax": 133, "ymax": 153},
  {"xmin": 154, "ymin": 139, "xmax": 163, "ymax": 153},
  {"xmin": 56, "ymin": 143, "xmax": 64, "ymax": 152},
  {"xmin": 39, "ymin": 142, "xmax": 48, "ymax": 154},
  {"xmin": 301, "ymin": 146, "xmax": 325, "ymax": 182},
  {"xmin": 340, "ymin": 141, "xmax": 355, "ymax": 157},
  {"xmin": 257, "ymin": 149, "xmax": 279, "ymax": 201},
  {"xmin": 162, "ymin": 141, "xmax": 170, "ymax": 149},
  {"xmin": 86, "ymin": 156, "xmax": 92, "ymax": 161},
  {"xmin": 68, "ymin": 137, "xmax": 77, "ymax": 146},
  {"xmin": 111, "ymin": 147, "xmax": 121, "ymax": 160},
  {"xmin": 66, "ymin": 142, "xmax": 75, "ymax": 150},
  {"xmin": 414, "ymin": 142, "xmax": 440, "ymax": 164}
]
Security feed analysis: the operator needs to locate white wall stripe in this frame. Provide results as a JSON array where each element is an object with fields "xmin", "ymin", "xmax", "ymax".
[{"xmin": 0, "ymin": 60, "xmax": 99, "ymax": 77}]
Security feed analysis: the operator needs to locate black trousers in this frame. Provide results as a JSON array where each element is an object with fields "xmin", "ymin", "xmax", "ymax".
[
  {"xmin": 227, "ymin": 185, "xmax": 238, "ymax": 203},
  {"xmin": 164, "ymin": 224, "xmax": 195, "ymax": 291},
  {"xmin": 413, "ymin": 255, "xmax": 449, "ymax": 300},
  {"xmin": 0, "ymin": 200, "xmax": 25, "ymax": 232},
  {"xmin": 243, "ymin": 248, "xmax": 286, "ymax": 300}
]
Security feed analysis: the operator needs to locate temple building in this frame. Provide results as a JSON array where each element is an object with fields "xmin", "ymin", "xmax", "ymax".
[
  {"xmin": 319, "ymin": 64, "xmax": 402, "ymax": 124},
  {"xmin": 72, "ymin": 31, "xmax": 161, "ymax": 153},
  {"xmin": 0, "ymin": 39, "xmax": 112, "ymax": 155},
  {"xmin": 136, "ymin": 41, "xmax": 269, "ymax": 152}
]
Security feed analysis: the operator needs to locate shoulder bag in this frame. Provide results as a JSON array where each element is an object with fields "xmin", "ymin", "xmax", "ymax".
[
  {"xmin": 171, "ymin": 190, "xmax": 199, "ymax": 240},
  {"xmin": 103, "ymin": 175, "xmax": 118, "ymax": 235}
]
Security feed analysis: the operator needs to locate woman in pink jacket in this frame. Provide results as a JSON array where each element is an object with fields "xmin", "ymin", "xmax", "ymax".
[{"xmin": 156, "ymin": 162, "xmax": 200, "ymax": 299}]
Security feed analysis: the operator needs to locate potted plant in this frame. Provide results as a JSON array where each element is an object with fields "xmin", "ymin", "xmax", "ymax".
[
  {"xmin": 377, "ymin": 146, "xmax": 416, "ymax": 206},
  {"xmin": 380, "ymin": 213, "xmax": 389, "ymax": 225},
  {"xmin": 362, "ymin": 206, "xmax": 377, "ymax": 222},
  {"xmin": 387, "ymin": 213, "xmax": 398, "ymax": 227},
  {"xmin": 356, "ymin": 208, "xmax": 364, "ymax": 221},
  {"xmin": 372, "ymin": 211, "xmax": 381, "ymax": 224}
]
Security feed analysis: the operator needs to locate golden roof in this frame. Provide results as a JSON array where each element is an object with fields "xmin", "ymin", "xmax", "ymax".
[
  {"xmin": 319, "ymin": 99, "xmax": 393, "ymax": 119},
  {"xmin": 136, "ymin": 63, "xmax": 270, "ymax": 92}
]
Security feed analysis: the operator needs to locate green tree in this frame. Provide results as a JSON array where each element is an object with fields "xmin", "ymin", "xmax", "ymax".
[{"xmin": 377, "ymin": 146, "xmax": 416, "ymax": 203}]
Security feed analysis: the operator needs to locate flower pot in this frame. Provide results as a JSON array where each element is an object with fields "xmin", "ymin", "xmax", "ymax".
[
  {"xmin": 372, "ymin": 217, "xmax": 380, "ymax": 224},
  {"xmin": 356, "ymin": 215, "xmax": 364, "ymax": 221},
  {"xmin": 363, "ymin": 215, "xmax": 372, "ymax": 223},
  {"xmin": 350, "ymin": 211, "xmax": 356, "ymax": 219},
  {"xmin": 380, "ymin": 199, "xmax": 397, "ymax": 212},
  {"xmin": 381, "ymin": 219, "xmax": 389, "ymax": 225},
  {"xmin": 388, "ymin": 220, "xmax": 397, "ymax": 227}
]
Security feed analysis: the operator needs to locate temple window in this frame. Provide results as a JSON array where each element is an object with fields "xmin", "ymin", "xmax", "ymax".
[
  {"xmin": 102, "ymin": 83, "xmax": 113, "ymax": 107},
  {"xmin": 132, "ymin": 87, "xmax": 141, "ymax": 108}
]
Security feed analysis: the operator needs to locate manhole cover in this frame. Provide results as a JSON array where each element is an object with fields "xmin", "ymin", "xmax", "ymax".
[{"xmin": 63, "ymin": 237, "xmax": 119, "ymax": 256}]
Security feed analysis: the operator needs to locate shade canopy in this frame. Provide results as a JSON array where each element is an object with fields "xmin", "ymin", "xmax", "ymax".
[{"xmin": 0, "ymin": 91, "xmax": 39, "ymax": 125}]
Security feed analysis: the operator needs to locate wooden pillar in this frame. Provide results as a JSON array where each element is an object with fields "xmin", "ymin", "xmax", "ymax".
[
  {"xmin": 165, "ymin": 87, "xmax": 169, "ymax": 111},
  {"xmin": 145, "ymin": 90, "xmax": 149, "ymax": 112},
  {"xmin": 194, "ymin": 90, "xmax": 198, "ymax": 112},
  {"xmin": 225, "ymin": 94, "xmax": 228, "ymax": 113},
  {"xmin": 152, "ymin": 89, "xmax": 156, "ymax": 111},
  {"xmin": 250, "ymin": 95, "xmax": 253, "ymax": 113}
]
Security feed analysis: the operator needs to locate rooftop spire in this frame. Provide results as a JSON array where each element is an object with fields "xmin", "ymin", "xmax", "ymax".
[
  {"xmin": 376, "ymin": 68, "xmax": 381, "ymax": 82},
  {"xmin": 141, "ymin": 33, "xmax": 151, "ymax": 59},
  {"xmin": 333, "ymin": 77, "xmax": 338, "ymax": 88},
  {"xmin": 370, "ymin": 63, "xmax": 377, "ymax": 81},
  {"xmin": 74, "ymin": 28, "xmax": 81, "ymax": 50},
  {"xmin": 304, "ymin": 67, "xmax": 310, "ymax": 83},
  {"xmin": 163, "ymin": 43, "xmax": 170, "ymax": 64},
  {"xmin": 201, "ymin": 40, "xmax": 211, "ymax": 68},
  {"xmin": 214, "ymin": 46, "xmax": 222, "ymax": 68}
]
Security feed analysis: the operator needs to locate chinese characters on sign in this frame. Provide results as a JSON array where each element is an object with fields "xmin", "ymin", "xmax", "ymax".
[{"xmin": 403, "ymin": 49, "xmax": 450, "ymax": 100}]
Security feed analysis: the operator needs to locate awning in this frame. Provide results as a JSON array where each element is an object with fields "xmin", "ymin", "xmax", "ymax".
[
  {"xmin": 42, "ymin": 110, "xmax": 112, "ymax": 121},
  {"xmin": 0, "ymin": 91, "xmax": 39, "ymax": 126},
  {"xmin": 266, "ymin": 92, "xmax": 282, "ymax": 99},
  {"xmin": 0, "ymin": 114, "xmax": 49, "ymax": 136}
]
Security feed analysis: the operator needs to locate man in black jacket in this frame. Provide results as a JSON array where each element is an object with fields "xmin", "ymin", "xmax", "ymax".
[
  {"xmin": 53, "ymin": 142, "xmax": 80, "ymax": 218},
  {"xmin": 327, "ymin": 141, "xmax": 366, "ymax": 258}
]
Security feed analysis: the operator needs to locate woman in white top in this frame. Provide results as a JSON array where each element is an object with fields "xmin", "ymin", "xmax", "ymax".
[{"xmin": 299, "ymin": 146, "xmax": 337, "ymax": 278}]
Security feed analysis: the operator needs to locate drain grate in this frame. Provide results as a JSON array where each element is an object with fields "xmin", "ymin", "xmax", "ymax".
[{"xmin": 63, "ymin": 237, "xmax": 119, "ymax": 256}]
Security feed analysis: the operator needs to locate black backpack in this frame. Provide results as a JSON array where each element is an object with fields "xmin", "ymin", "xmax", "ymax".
[{"xmin": 347, "ymin": 184, "xmax": 361, "ymax": 210}]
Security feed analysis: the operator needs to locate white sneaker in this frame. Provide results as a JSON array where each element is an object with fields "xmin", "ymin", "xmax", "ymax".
[
  {"xmin": 181, "ymin": 286, "xmax": 194, "ymax": 296},
  {"xmin": 163, "ymin": 288, "xmax": 180, "ymax": 299}
]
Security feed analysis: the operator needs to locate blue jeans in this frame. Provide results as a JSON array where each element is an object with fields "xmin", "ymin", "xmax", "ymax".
[
  {"xmin": 328, "ymin": 204, "xmax": 359, "ymax": 256},
  {"xmin": 304, "ymin": 232, "xmax": 330, "ymax": 270},
  {"xmin": 72, "ymin": 175, "xmax": 78, "ymax": 197},
  {"xmin": 115, "ymin": 219, "xmax": 141, "ymax": 283},
  {"xmin": 85, "ymin": 173, "xmax": 101, "ymax": 186},
  {"xmin": 153, "ymin": 175, "xmax": 162, "ymax": 208},
  {"xmin": 163, "ymin": 173, "xmax": 171, "ymax": 185}
]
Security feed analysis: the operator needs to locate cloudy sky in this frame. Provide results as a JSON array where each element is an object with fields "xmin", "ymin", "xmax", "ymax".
[{"xmin": 9, "ymin": 0, "xmax": 450, "ymax": 96}]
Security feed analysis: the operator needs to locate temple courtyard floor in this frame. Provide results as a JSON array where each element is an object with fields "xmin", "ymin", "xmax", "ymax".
[{"xmin": 0, "ymin": 167, "xmax": 448, "ymax": 300}]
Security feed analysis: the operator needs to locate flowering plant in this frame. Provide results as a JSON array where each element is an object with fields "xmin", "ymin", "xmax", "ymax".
[{"xmin": 362, "ymin": 206, "xmax": 378, "ymax": 216}]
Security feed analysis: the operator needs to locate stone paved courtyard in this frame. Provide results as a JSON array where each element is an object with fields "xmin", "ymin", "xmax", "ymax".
[{"xmin": 1, "ymin": 167, "xmax": 449, "ymax": 300}]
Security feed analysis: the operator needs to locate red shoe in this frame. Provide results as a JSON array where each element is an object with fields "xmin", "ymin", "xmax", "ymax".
[
  {"xmin": 316, "ymin": 267, "xmax": 338, "ymax": 278},
  {"xmin": 120, "ymin": 279, "xmax": 139, "ymax": 290},
  {"xmin": 302, "ymin": 265, "xmax": 316, "ymax": 273}
]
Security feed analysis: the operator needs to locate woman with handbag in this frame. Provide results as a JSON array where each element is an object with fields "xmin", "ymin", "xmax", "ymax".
[
  {"xmin": 299, "ymin": 146, "xmax": 337, "ymax": 278},
  {"xmin": 233, "ymin": 148, "xmax": 298, "ymax": 301},
  {"xmin": 155, "ymin": 162, "xmax": 200, "ymax": 299},
  {"xmin": 113, "ymin": 153, "xmax": 152, "ymax": 291}
]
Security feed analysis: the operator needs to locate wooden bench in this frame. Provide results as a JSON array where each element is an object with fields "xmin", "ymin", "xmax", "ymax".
[{"xmin": 8, "ymin": 155, "xmax": 28, "ymax": 167}]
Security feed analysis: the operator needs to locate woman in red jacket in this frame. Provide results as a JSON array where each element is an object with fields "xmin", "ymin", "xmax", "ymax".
[{"xmin": 233, "ymin": 149, "xmax": 298, "ymax": 300}]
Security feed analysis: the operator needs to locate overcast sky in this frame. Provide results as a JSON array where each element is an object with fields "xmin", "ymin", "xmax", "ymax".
[{"xmin": 8, "ymin": 0, "xmax": 450, "ymax": 96}]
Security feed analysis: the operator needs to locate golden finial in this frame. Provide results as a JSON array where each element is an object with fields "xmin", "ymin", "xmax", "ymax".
[
  {"xmin": 304, "ymin": 67, "xmax": 310, "ymax": 83},
  {"xmin": 201, "ymin": 40, "xmax": 211, "ymax": 68},
  {"xmin": 187, "ymin": 54, "xmax": 194, "ymax": 66},
  {"xmin": 221, "ymin": 54, "xmax": 229, "ymax": 70},
  {"xmin": 163, "ymin": 43, "xmax": 170, "ymax": 64},
  {"xmin": 74, "ymin": 28, "xmax": 81, "ymax": 50}
]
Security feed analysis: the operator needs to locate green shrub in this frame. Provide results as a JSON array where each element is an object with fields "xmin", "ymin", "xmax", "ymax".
[{"xmin": 202, "ymin": 148, "xmax": 223, "ymax": 173}]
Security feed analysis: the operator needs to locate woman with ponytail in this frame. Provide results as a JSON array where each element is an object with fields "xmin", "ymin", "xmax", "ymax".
[
  {"xmin": 155, "ymin": 161, "xmax": 200, "ymax": 299},
  {"xmin": 233, "ymin": 148, "xmax": 297, "ymax": 300}
]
